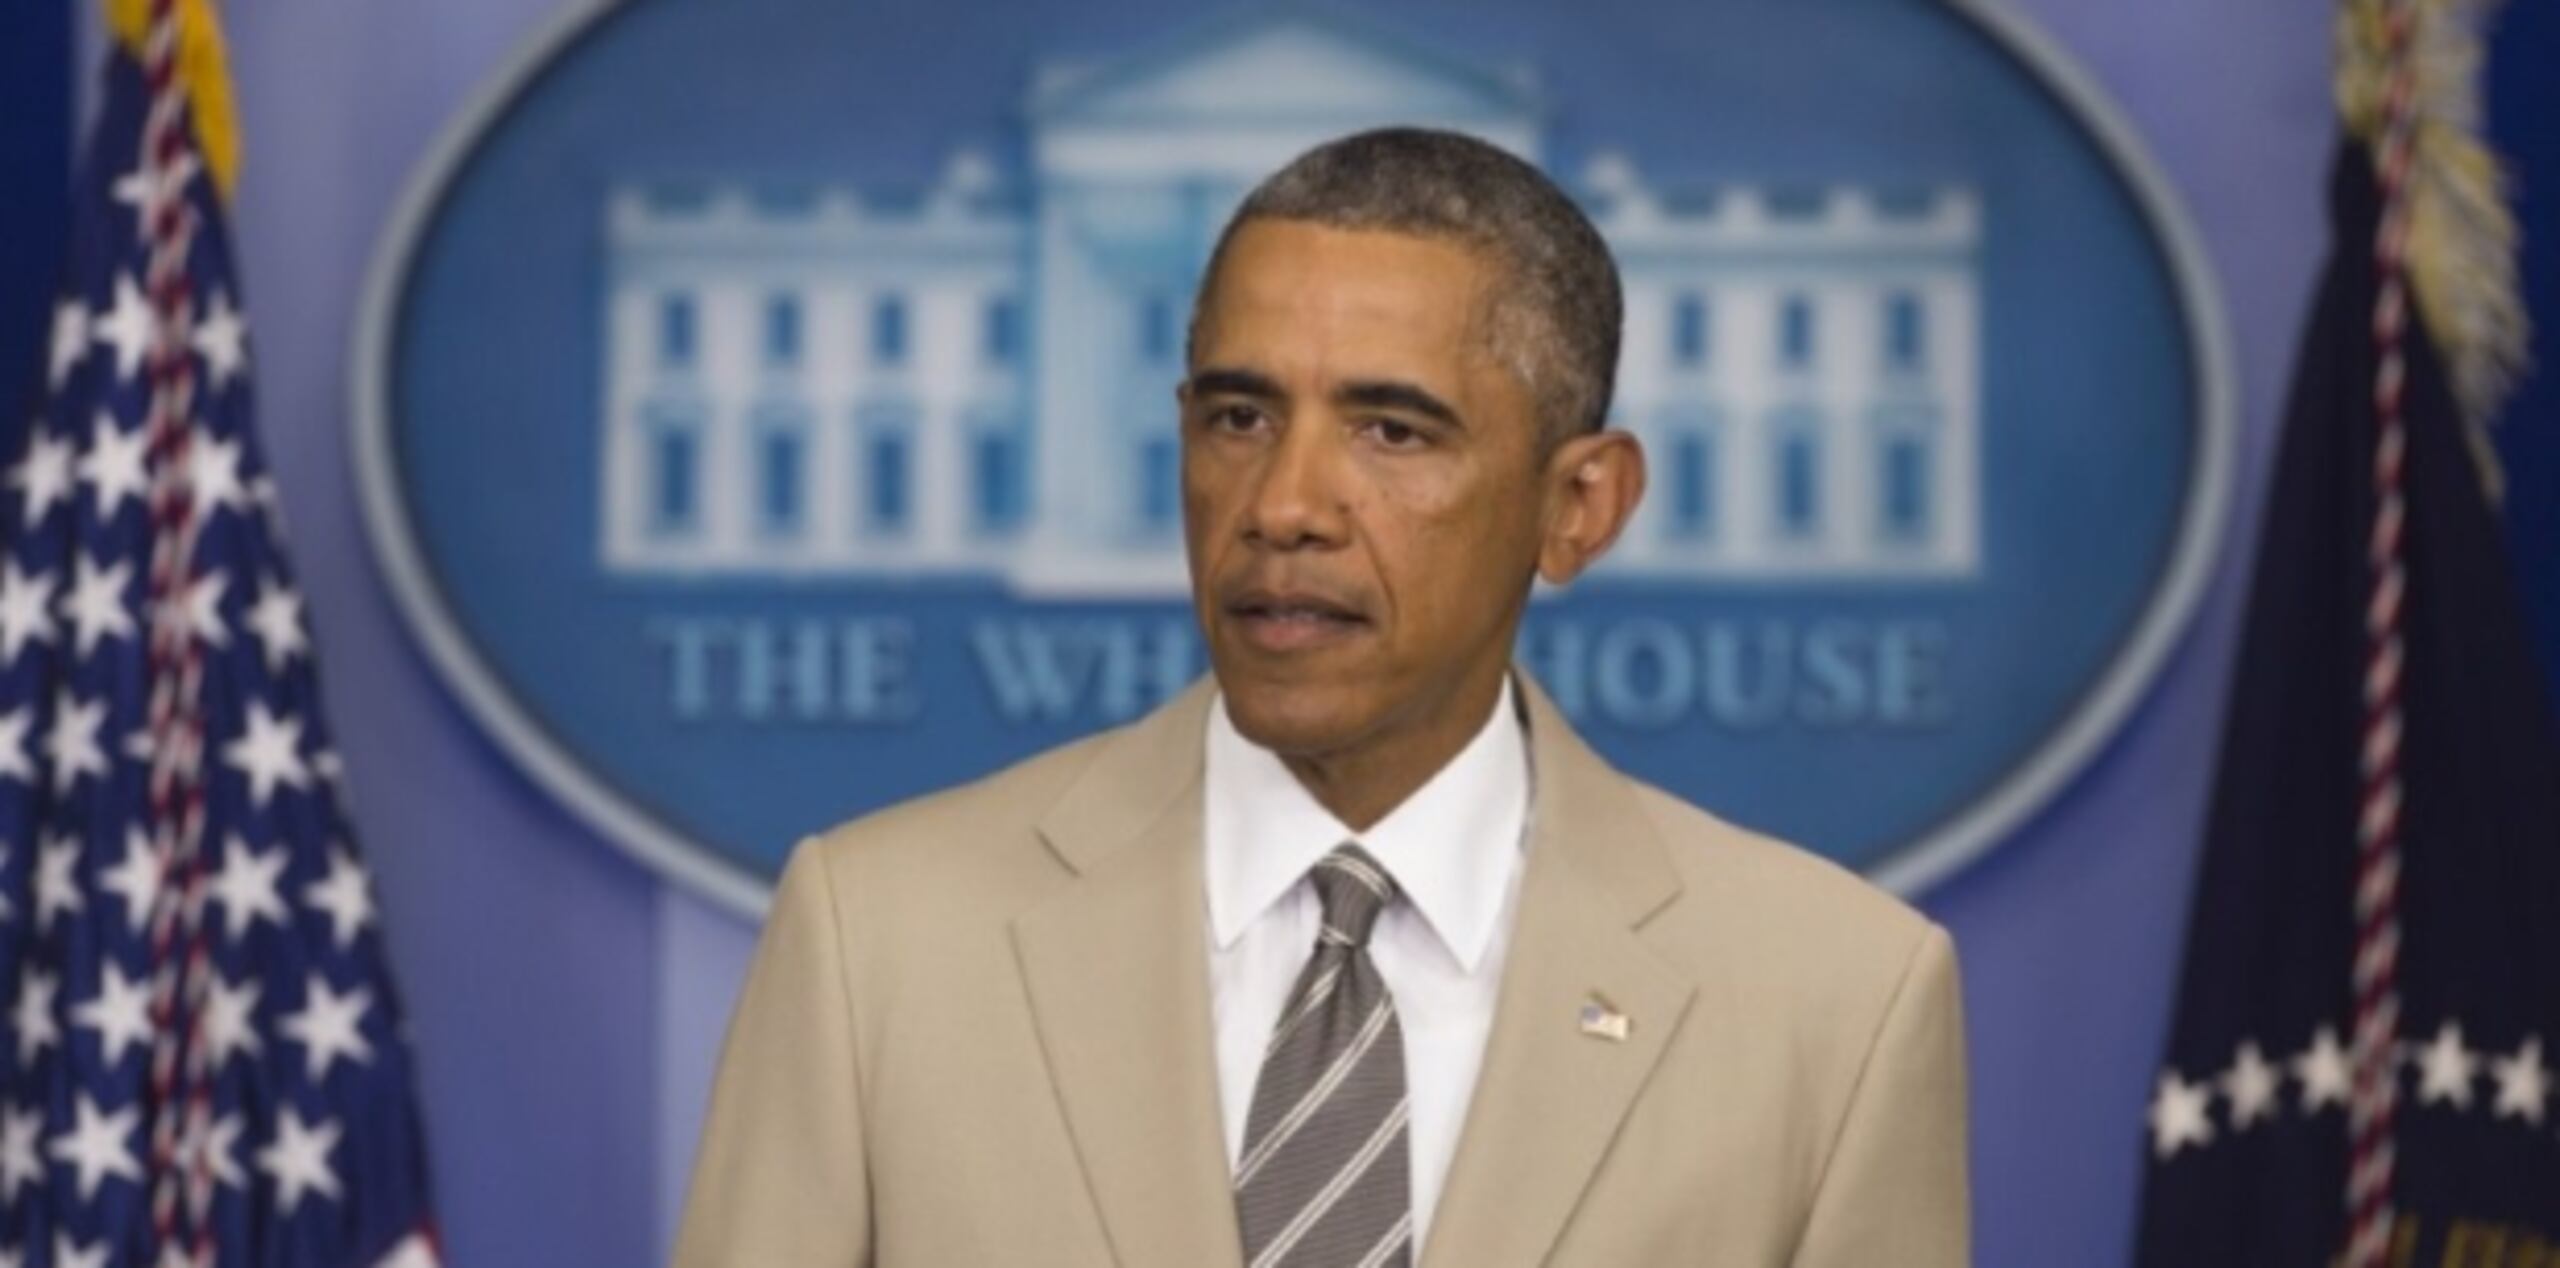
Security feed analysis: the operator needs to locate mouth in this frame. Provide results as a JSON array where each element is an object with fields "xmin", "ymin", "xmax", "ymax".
[{"xmin": 1223, "ymin": 588, "xmax": 1371, "ymax": 653}]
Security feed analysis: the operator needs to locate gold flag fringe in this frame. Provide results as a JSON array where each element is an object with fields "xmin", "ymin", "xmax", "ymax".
[
  {"xmin": 101, "ymin": 0, "xmax": 240, "ymax": 201},
  {"xmin": 2337, "ymin": 0, "xmax": 2528, "ymax": 502}
]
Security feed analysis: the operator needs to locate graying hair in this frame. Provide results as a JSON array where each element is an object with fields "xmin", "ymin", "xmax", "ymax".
[{"xmin": 1191, "ymin": 127, "xmax": 1623, "ymax": 448}]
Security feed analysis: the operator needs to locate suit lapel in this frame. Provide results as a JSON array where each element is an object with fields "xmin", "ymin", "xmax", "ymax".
[
  {"xmin": 1422, "ymin": 677, "xmax": 1697, "ymax": 1268},
  {"xmin": 1012, "ymin": 682, "xmax": 1244, "ymax": 1268},
  {"xmin": 1005, "ymin": 673, "xmax": 1694, "ymax": 1267}
]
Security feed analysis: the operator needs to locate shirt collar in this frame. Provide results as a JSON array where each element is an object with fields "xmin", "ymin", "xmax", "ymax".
[{"xmin": 1204, "ymin": 677, "xmax": 1530, "ymax": 974}]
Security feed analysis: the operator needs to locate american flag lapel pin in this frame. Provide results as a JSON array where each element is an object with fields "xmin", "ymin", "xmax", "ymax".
[{"xmin": 1578, "ymin": 992, "xmax": 1631, "ymax": 1042}]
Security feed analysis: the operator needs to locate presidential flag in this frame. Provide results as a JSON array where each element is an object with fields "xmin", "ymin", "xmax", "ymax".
[
  {"xmin": 0, "ymin": 2, "xmax": 439, "ymax": 1264},
  {"xmin": 2134, "ymin": 0, "xmax": 2560, "ymax": 1263}
]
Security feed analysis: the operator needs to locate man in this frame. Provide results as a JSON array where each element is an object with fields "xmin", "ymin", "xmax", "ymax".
[{"xmin": 676, "ymin": 127, "xmax": 1968, "ymax": 1267}]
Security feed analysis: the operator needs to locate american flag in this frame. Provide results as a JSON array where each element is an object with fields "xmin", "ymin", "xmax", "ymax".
[
  {"xmin": 2133, "ymin": 2, "xmax": 2560, "ymax": 1260},
  {"xmin": 0, "ymin": 3, "xmax": 440, "ymax": 1265}
]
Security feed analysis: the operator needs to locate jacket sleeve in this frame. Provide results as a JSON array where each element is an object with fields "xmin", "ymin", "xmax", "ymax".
[
  {"xmin": 672, "ymin": 841, "xmax": 873, "ymax": 1267},
  {"xmin": 1790, "ymin": 924, "xmax": 1971, "ymax": 1268}
]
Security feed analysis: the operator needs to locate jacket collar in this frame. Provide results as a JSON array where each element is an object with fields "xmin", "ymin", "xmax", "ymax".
[{"xmin": 1016, "ymin": 668, "xmax": 1693, "ymax": 1268}]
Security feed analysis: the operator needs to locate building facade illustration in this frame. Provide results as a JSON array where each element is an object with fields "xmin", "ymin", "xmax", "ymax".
[{"xmin": 597, "ymin": 10, "xmax": 1982, "ymax": 593}]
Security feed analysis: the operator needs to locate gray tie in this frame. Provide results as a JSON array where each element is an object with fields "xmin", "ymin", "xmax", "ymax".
[{"xmin": 1234, "ymin": 844, "xmax": 1414, "ymax": 1268}]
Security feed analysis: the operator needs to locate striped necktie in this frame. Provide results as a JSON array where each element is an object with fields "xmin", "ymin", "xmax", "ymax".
[{"xmin": 1234, "ymin": 843, "xmax": 1414, "ymax": 1268}]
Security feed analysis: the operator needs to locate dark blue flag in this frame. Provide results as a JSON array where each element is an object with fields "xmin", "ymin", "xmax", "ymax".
[
  {"xmin": 0, "ymin": 4, "xmax": 440, "ymax": 1265},
  {"xmin": 2133, "ymin": 18, "xmax": 2560, "ymax": 1266}
]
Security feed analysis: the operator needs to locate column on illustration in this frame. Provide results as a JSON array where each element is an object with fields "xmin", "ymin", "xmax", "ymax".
[{"xmin": 1586, "ymin": 151, "xmax": 1981, "ymax": 581}]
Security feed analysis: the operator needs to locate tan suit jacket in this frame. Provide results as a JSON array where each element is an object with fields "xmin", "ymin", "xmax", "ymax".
[{"xmin": 675, "ymin": 673, "xmax": 1969, "ymax": 1266}]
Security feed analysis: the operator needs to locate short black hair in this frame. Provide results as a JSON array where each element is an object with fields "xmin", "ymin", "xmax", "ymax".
[{"xmin": 1191, "ymin": 126, "xmax": 1624, "ymax": 448}]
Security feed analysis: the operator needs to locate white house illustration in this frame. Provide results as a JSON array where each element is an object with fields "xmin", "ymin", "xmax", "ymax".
[{"xmin": 597, "ymin": 7, "xmax": 1982, "ymax": 593}]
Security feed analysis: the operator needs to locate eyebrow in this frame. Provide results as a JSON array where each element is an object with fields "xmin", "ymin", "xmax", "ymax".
[
  {"xmin": 1184, "ymin": 367, "xmax": 1285, "ymax": 402},
  {"xmin": 1337, "ymin": 379, "xmax": 1465, "ymax": 431},
  {"xmin": 1182, "ymin": 368, "xmax": 1466, "ymax": 432}
]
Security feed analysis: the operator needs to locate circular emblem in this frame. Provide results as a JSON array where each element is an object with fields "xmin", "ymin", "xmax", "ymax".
[{"xmin": 356, "ymin": 0, "xmax": 2231, "ymax": 912}]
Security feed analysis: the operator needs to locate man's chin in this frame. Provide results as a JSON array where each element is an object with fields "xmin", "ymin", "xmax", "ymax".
[{"xmin": 1215, "ymin": 679, "xmax": 1372, "ymax": 759}]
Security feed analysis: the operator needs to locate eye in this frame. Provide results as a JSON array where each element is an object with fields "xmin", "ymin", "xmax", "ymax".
[
  {"xmin": 1203, "ymin": 403, "xmax": 1267, "ymax": 434},
  {"xmin": 1362, "ymin": 417, "xmax": 1428, "ymax": 449}
]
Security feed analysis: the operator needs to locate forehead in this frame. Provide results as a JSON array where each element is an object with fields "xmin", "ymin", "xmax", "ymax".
[{"xmin": 1194, "ymin": 220, "xmax": 1498, "ymax": 375}]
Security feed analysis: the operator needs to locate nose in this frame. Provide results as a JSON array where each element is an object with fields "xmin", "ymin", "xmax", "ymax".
[{"xmin": 1242, "ymin": 417, "xmax": 1348, "ymax": 551}]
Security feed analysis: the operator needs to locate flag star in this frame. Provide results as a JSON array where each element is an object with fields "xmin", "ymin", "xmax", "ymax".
[
  {"xmin": 97, "ymin": 827, "xmax": 163, "ymax": 934},
  {"xmin": 192, "ymin": 291, "xmax": 247, "ymax": 388},
  {"xmin": 49, "ymin": 297, "xmax": 90, "ymax": 387},
  {"xmin": 304, "ymin": 849, "xmax": 375, "ymax": 950},
  {"xmin": 2220, "ymin": 1041, "xmax": 2282, "ymax": 1130},
  {"xmin": 2415, "ymin": 1021, "xmax": 2481, "ymax": 1108},
  {"xmin": 11, "ymin": 968, "xmax": 58, "ymax": 1065},
  {"xmin": 109, "ymin": 149, "xmax": 196, "ymax": 224},
  {"xmin": 2492, "ymin": 1036, "xmax": 2550, "ymax": 1125},
  {"xmin": 0, "ymin": 1104, "xmax": 40, "ymax": 1200},
  {"xmin": 185, "ymin": 568, "xmax": 230, "ymax": 647},
  {"xmin": 0, "ymin": 709, "xmax": 27, "ymax": 784},
  {"xmin": 255, "ymin": 1107, "xmax": 342, "ymax": 1215},
  {"xmin": 47, "ymin": 1092, "xmax": 140, "ymax": 1201},
  {"xmin": 222, "ymin": 701, "xmax": 308, "ymax": 807},
  {"xmin": 2149, "ymin": 1069, "xmax": 2216, "ymax": 1159},
  {"xmin": 0, "ymin": 561, "xmax": 52, "ymax": 663},
  {"xmin": 70, "ymin": 960, "xmax": 152, "ymax": 1067},
  {"xmin": 188, "ymin": 434, "xmax": 248, "ymax": 516},
  {"xmin": 34, "ymin": 836, "xmax": 83, "ymax": 931},
  {"xmin": 2293, "ymin": 1025, "xmax": 2354, "ymax": 1113},
  {"xmin": 91, "ymin": 273, "xmax": 155, "ymax": 383},
  {"xmin": 108, "ymin": 161, "xmax": 147, "ymax": 214},
  {"xmin": 279, "ymin": 973, "xmax": 373, "ymax": 1082},
  {"xmin": 202, "ymin": 972, "xmax": 263, "ymax": 1069},
  {"xmin": 77, "ymin": 412, "xmax": 151, "ymax": 517},
  {"xmin": 10, "ymin": 430, "xmax": 77, "ymax": 527},
  {"xmin": 179, "ymin": 1111, "xmax": 247, "ymax": 1192},
  {"xmin": 209, "ymin": 835, "xmax": 289, "ymax": 941},
  {"xmin": 52, "ymin": 1235, "xmax": 107, "ymax": 1268},
  {"xmin": 244, "ymin": 578, "xmax": 307, "ymax": 673},
  {"xmin": 375, "ymin": 1234, "xmax": 438, "ymax": 1268},
  {"xmin": 46, "ymin": 691, "xmax": 109, "ymax": 793},
  {"xmin": 60, "ymin": 553, "xmax": 134, "ymax": 656}
]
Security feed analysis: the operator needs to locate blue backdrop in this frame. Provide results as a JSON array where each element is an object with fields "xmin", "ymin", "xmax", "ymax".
[{"xmin": 6, "ymin": 1, "xmax": 2555, "ymax": 1265}]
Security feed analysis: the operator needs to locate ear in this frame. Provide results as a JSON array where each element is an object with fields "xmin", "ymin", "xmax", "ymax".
[{"xmin": 1536, "ymin": 427, "xmax": 1646, "ymax": 586}]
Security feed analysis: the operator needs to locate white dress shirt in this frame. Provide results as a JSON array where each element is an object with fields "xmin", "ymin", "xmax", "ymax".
[{"xmin": 1203, "ymin": 679, "xmax": 1531, "ymax": 1258}]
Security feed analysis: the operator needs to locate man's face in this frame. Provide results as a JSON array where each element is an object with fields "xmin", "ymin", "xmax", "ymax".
[{"xmin": 1180, "ymin": 219, "xmax": 1552, "ymax": 760}]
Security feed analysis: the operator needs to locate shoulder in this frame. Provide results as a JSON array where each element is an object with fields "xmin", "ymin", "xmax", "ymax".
[
  {"xmin": 779, "ymin": 724, "xmax": 1116, "ymax": 909},
  {"xmin": 1638, "ymin": 779, "xmax": 1936, "ymax": 946},
  {"xmin": 1515, "ymin": 670, "xmax": 1944, "ymax": 997},
  {"xmin": 1621, "ymin": 776, "xmax": 1953, "ymax": 1019}
]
